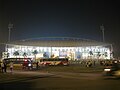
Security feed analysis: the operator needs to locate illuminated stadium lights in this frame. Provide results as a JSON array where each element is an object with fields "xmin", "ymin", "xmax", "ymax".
[{"xmin": 4, "ymin": 37, "xmax": 113, "ymax": 60}]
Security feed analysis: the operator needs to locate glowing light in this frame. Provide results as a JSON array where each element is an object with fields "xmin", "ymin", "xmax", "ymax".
[{"xmin": 104, "ymin": 69, "xmax": 111, "ymax": 71}]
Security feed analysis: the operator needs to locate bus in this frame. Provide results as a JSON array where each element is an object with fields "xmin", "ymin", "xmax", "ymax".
[
  {"xmin": 3, "ymin": 58, "xmax": 33, "ymax": 69},
  {"xmin": 3, "ymin": 58, "xmax": 32, "ymax": 64},
  {"xmin": 39, "ymin": 58, "xmax": 69, "ymax": 66}
]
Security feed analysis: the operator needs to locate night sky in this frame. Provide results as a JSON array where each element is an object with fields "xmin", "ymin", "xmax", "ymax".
[{"xmin": 0, "ymin": 0, "xmax": 120, "ymax": 57}]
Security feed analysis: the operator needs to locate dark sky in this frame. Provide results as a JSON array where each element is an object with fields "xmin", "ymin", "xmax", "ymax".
[{"xmin": 0, "ymin": 0, "xmax": 120, "ymax": 56}]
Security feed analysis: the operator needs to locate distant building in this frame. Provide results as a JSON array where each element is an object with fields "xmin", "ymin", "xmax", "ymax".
[{"xmin": 5, "ymin": 37, "xmax": 113, "ymax": 60}]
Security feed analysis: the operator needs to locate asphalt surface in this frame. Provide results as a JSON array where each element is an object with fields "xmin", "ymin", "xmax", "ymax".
[{"xmin": 0, "ymin": 70, "xmax": 120, "ymax": 90}]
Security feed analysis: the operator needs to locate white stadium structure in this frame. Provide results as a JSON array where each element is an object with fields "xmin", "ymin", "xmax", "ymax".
[{"xmin": 4, "ymin": 37, "xmax": 113, "ymax": 60}]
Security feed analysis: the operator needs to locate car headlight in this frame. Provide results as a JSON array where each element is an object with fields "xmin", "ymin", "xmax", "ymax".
[
  {"xmin": 104, "ymin": 69, "xmax": 111, "ymax": 71},
  {"xmin": 28, "ymin": 64, "xmax": 31, "ymax": 66}
]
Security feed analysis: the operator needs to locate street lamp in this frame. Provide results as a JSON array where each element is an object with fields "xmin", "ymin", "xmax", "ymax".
[{"xmin": 8, "ymin": 22, "xmax": 13, "ymax": 42}]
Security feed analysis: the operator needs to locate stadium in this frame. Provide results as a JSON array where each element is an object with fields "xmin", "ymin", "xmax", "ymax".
[{"xmin": 4, "ymin": 37, "xmax": 113, "ymax": 60}]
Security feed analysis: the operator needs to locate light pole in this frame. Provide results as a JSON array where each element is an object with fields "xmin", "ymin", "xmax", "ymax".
[
  {"xmin": 8, "ymin": 23, "xmax": 13, "ymax": 42},
  {"xmin": 100, "ymin": 24, "xmax": 105, "ymax": 42},
  {"xmin": 5, "ymin": 23, "xmax": 13, "ymax": 53},
  {"xmin": 110, "ymin": 44, "xmax": 113, "ymax": 59}
]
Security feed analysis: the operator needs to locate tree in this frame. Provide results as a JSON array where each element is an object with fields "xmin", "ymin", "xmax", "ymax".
[
  {"xmin": 105, "ymin": 52, "xmax": 108, "ymax": 57},
  {"xmin": 6, "ymin": 52, "xmax": 9, "ymax": 58},
  {"xmin": 97, "ymin": 52, "xmax": 101, "ymax": 59},
  {"xmin": 32, "ymin": 50, "xmax": 38, "ymax": 61},
  {"xmin": 43, "ymin": 52, "xmax": 49, "ymax": 58},
  {"xmin": 13, "ymin": 51, "xmax": 19, "ymax": 58},
  {"xmin": 89, "ymin": 51, "xmax": 93, "ymax": 55},
  {"xmin": 23, "ymin": 52, "xmax": 27, "ymax": 58}
]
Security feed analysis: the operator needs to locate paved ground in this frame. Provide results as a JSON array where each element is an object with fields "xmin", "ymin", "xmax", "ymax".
[
  {"xmin": 0, "ymin": 70, "xmax": 120, "ymax": 90},
  {"xmin": 5, "ymin": 70, "xmax": 102, "ymax": 80}
]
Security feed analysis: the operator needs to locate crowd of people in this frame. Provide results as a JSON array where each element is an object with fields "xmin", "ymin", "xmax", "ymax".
[
  {"xmin": 69, "ymin": 59, "xmax": 120, "ymax": 68},
  {"xmin": 0, "ymin": 60, "xmax": 13, "ymax": 73},
  {"xmin": 1, "ymin": 59, "xmax": 120, "ymax": 73}
]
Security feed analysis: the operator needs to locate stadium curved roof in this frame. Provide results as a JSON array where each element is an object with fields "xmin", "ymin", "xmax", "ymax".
[{"xmin": 8, "ymin": 37, "xmax": 111, "ymax": 47}]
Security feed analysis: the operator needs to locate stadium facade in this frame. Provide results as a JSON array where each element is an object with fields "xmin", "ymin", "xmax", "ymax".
[{"xmin": 5, "ymin": 37, "xmax": 113, "ymax": 60}]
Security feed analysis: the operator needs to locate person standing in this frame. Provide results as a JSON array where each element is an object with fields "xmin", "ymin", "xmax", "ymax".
[
  {"xmin": 36, "ymin": 61, "xmax": 39, "ymax": 69},
  {"xmin": 4, "ymin": 61, "xmax": 7, "ymax": 73},
  {"xmin": 1, "ymin": 62, "xmax": 4, "ymax": 73},
  {"xmin": 10, "ymin": 61, "xmax": 14, "ymax": 73}
]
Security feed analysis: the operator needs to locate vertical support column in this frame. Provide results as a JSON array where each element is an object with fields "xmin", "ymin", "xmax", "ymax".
[
  {"xmin": 51, "ymin": 47, "xmax": 52, "ymax": 58},
  {"xmin": 110, "ymin": 44, "xmax": 113, "ymax": 59}
]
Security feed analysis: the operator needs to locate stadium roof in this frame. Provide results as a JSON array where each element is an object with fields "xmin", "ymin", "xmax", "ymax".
[{"xmin": 7, "ymin": 37, "xmax": 111, "ymax": 47}]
